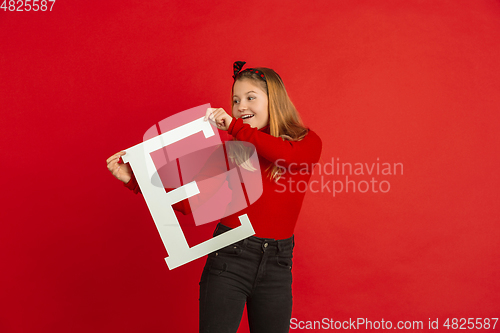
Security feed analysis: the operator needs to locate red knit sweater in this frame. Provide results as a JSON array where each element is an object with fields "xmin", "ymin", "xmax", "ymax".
[{"xmin": 125, "ymin": 117, "xmax": 322, "ymax": 239}]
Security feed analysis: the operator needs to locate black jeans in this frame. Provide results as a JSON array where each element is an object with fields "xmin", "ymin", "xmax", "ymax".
[{"xmin": 199, "ymin": 223, "xmax": 295, "ymax": 333}]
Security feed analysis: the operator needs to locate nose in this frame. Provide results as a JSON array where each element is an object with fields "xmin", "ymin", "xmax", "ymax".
[{"xmin": 238, "ymin": 99, "xmax": 248, "ymax": 111}]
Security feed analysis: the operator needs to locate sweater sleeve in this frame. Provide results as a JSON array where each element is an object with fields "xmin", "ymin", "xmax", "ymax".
[
  {"xmin": 228, "ymin": 117, "xmax": 322, "ymax": 169},
  {"xmin": 124, "ymin": 173, "xmax": 141, "ymax": 194}
]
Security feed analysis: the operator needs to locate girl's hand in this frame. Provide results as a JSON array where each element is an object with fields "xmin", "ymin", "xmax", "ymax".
[
  {"xmin": 204, "ymin": 108, "xmax": 233, "ymax": 131},
  {"xmin": 106, "ymin": 151, "xmax": 132, "ymax": 183}
]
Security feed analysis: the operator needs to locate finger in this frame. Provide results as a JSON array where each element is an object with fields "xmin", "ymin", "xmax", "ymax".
[
  {"xmin": 207, "ymin": 115, "xmax": 217, "ymax": 126},
  {"xmin": 212, "ymin": 109, "xmax": 224, "ymax": 123},
  {"xmin": 107, "ymin": 160, "xmax": 118, "ymax": 172},
  {"xmin": 208, "ymin": 116, "xmax": 218, "ymax": 127},
  {"xmin": 216, "ymin": 109, "xmax": 229, "ymax": 122},
  {"xmin": 218, "ymin": 117, "xmax": 227, "ymax": 127},
  {"xmin": 107, "ymin": 157, "xmax": 116, "ymax": 168},
  {"xmin": 107, "ymin": 158, "xmax": 123, "ymax": 173},
  {"xmin": 212, "ymin": 108, "xmax": 224, "ymax": 116},
  {"xmin": 107, "ymin": 156, "xmax": 120, "ymax": 167},
  {"xmin": 205, "ymin": 108, "xmax": 225, "ymax": 122},
  {"xmin": 106, "ymin": 155, "xmax": 116, "ymax": 164},
  {"xmin": 204, "ymin": 108, "xmax": 215, "ymax": 121},
  {"xmin": 106, "ymin": 151, "xmax": 126, "ymax": 164}
]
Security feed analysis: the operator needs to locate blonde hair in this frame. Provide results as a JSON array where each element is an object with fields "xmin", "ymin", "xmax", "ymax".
[{"xmin": 229, "ymin": 67, "xmax": 309, "ymax": 181}]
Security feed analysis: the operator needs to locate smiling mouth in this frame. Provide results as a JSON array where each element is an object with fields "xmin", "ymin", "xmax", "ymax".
[{"xmin": 241, "ymin": 114, "xmax": 254, "ymax": 120}]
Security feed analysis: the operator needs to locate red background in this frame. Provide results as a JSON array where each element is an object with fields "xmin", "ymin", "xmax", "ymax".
[{"xmin": 1, "ymin": 1, "xmax": 499, "ymax": 332}]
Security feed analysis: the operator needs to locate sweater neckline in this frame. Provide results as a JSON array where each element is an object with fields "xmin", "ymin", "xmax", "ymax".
[{"xmin": 259, "ymin": 124, "xmax": 270, "ymax": 134}]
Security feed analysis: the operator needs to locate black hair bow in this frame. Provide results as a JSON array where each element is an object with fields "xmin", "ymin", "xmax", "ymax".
[{"xmin": 232, "ymin": 61, "xmax": 246, "ymax": 79}]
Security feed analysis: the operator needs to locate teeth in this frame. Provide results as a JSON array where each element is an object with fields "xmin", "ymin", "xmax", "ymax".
[{"xmin": 242, "ymin": 114, "xmax": 254, "ymax": 119}]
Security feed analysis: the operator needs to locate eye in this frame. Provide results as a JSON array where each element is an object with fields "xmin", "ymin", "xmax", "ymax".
[
  {"xmin": 247, "ymin": 96, "xmax": 255, "ymax": 101},
  {"xmin": 233, "ymin": 99, "xmax": 240, "ymax": 104}
]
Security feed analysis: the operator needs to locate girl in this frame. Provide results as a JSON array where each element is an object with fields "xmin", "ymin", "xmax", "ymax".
[{"xmin": 106, "ymin": 61, "xmax": 322, "ymax": 332}]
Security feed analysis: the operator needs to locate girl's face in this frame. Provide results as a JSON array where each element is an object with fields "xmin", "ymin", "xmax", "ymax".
[{"xmin": 232, "ymin": 79, "xmax": 269, "ymax": 129}]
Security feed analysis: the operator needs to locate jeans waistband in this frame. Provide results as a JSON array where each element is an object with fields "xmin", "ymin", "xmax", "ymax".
[{"xmin": 214, "ymin": 223, "xmax": 294, "ymax": 254}]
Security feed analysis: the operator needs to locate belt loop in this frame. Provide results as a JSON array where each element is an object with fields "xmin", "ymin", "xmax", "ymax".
[
  {"xmin": 277, "ymin": 240, "xmax": 282, "ymax": 253},
  {"xmin": 243, "ymin": 238, "xmax": 249, "ymax": 249}
]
